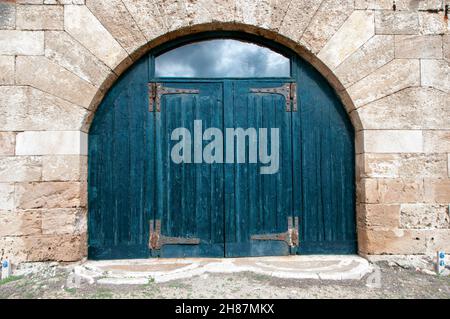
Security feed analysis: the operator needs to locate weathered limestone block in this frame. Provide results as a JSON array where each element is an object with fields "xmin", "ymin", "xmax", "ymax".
[
  {"xmin": 361, "ymin": 153, "xmax": 448, "ymax": 178},
  {"xmin": 357, "ymin": 0, "xmax": 442, "ymax": 10},
  {"xmin": 423, "ymin": 130, "xmax": 450, "ymax": 153},
  {"xmin": 235, "ymin": 0, "xmax": 286, "ymax": 30},
  {"xmin": 319, "ymin": 10, "xmax": 375, "ymax": 70},
  {"xmin": 361, "ymin": 178, "xmax": 424, "ymax": 204},
  {"xmin": 421, "ymin": 59, "xmax": 450, "ymax": 93},
  {"xmin": 21, "ymin": 234, "xmax": 87, "ymax": 262},
  {"xmin": 357, "ymin": 88, "xmax": 450, "ymax": 130},
  {"xmin": 400, "ymin": 204, "xmax": 450, "ymax": 229},
  {"xmin": 16, "ymin": 5, "xmax": 64, "ymax": 30},
  {"xmin": 64, "ymin": 5, "xmax": 130, "ymax": 71},
  {"xmin": 0, "ymin": 184, "xmax": 14, "ymax": 211},
  {"xmin": 300, "ymin": 0, "xmax": 354, "ymax": 54},
  {"xmin": 357, "ymin": 204, "xmax": 400, "ymax": 229},
  {"xmin": 0, "ymin": 132, "xmax": 15, "ymax": 156},
  {"xmin": 359, "ymin": 228, "xmax": 428, "ymax": 254},
  {"xmin": 45, "ymin": 31, "xmax": 114, "ymax": 88},
  {"xmin": 335, "ymin": 35, "xmax": 394, "ymax": 88},
  {"xmin": 364, "ymin": 130, "xmax": 423, "ymax": 153},
  {"xmin": 427, "ymin": 230, "xmax": 450, "ymax": 252},
  {"xmin": 17, "ymin": 0, "xmax": 44, "ymax": 3},
  {"xmin": 418, "ymin": 12, "xmax": 448, "ymax": 35},
  {"xmin": 0, "ymin": 2, "xmax": 15, "ymax": 29},
  {"xmin": 444, "ymin": 35, "xmax": 450, "ymax": 62},
  {"xmin": 15, "ymin": 182, "xmax": 84, "ymax": 209},
  {"xmin": 121, "ymin": 0, "xmax": 168, "ymax": 40},
  {"xmin": 395, "ymin": 35, "xmax": 442, "ymax": 59},
  {"xmin": 16, "ymin": 131, "xmax": 87, "ymax": 156},
  {"xmin": 86, "ymin": 0, "xmax": 147, "ymax": 55},
  {"xmin": 0, "ymin": 211, "xmax": 42, "ymax": 237},
  {"xmin": 0, "ymin": 157, "xmax": 42, "ymax": 183},
  {"xmin": 424, "ymin": 178, "xmax": 450, "ymax": 203},
  {"xmin": 41, "ymin": 208, "xmax": 87, "ymax": 235},
  {"xmin": 0, "ymin": 31, "xmax": 44, "ymax": 55},
  {"xmin": 42, "ymin": 155, "xmax": 87, "ymax": 181},
  {"xmin": 375, "ymin": 11, "xmax": 420, "ymax": 34},
  {"xmin": 0, "ymin": 56, "xmax": 14, "ymax": 85},
  {"xmin": 0, "ymin": 86, "xmax": 90, "ymax": 131},
  {"xmin": 16, "ymin": 56, "xmax": 98, "ymax": 109},
  {"xmin": 278, "ymin": 0, "xmax": 322, "ymax": 41},
  {"xmin": 0, "ymin": 237, "xmax": 28, "ymax": 263},
  {"xmin": 348, "ymin": 59, "xmax": 420, "ymax": 108},
  {"xmin": 44, "ymin": 0, "xmax": 85, "ymax": 4}
]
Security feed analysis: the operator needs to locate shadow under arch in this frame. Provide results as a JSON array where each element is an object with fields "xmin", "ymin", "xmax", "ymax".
[{"xmin": 87, "ymin": 23, "xmax": 360, "ymax": 259}]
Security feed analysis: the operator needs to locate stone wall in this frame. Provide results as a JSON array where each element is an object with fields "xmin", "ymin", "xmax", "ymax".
[{"xmin": 0, "ymin": 0, "xmax": 448, "ymax": 262}]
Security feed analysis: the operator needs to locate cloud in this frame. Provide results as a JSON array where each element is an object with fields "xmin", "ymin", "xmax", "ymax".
[{"xmin": 155, "ymin": 39, "xmax": 290, "ymax": 78}]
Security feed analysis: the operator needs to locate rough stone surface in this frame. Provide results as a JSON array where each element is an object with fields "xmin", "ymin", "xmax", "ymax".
[
  {"xmin": 363, "ymin": 130, "xmax": 423, "ymax": 153},
  {"xmin": 357, "ymin": 204, "xmax": 400, "ymax": 228},
  {"xmin": 424, "ymin": 178, "xmax": 450, "ymax": 203},
  {"xmin": 421, "ymin": 59, "xmax": 450, "ymax": 93},
  {"xmin": 0, "ymin": 31, "xmax": 44, "ymax": 55},
  {"xmin": 361, "ymin": 178, "xmax": 424, "ymax": 204},
  {"xmin": 41, "ymin": 208, "xmax": 87, "ymax": 235},
  {"xmin": 423, "ymin": 130, "xmax": 450, "ymax": 153},
  {"xmin": 42, "ymin": 156, "xmax": 87, "ymax": 181},
  {"xmin": 0, "ymin": 56, "xmax": 14, "ymax": 85},
  {"xmin": 319, "ymin": 10, "xmax": 375, "ymax": 70},
  {"xmin": 45, "ymin": 31, "xmax": 113, "ymax": 88},
  {"xmin": 15, "ymin": 56, "xmax": 98, "ymax": 109},
  {"xmin": 278, "ymin": 0, "xmax": 322, "ymax": 42},
  {"xmin": 361, "ymin": 153, "xmax": 448, "ymax": 178},
  {"xmin": 86, "ymin": 0, "xmax": 147, "ymax": 54},
  {"xmin": 0, "ymin": 157, "xmax": 42, "ymax": 183},
  {"xmin": 0, "ymin": 86, "xmax": 91, "ymax": 131},
  {"xmin": 348, "ymin": 59, "xmax": 420, "ymax": 108},
  {"xmin": 375, "ymin": 11, "xmax": 420, "ymax": 35},
  {"xmin": 0, "ymin": 211, "xmax": 41, "ymax": 237},
  {"xmin": 357, "ymin": 88, "xmax": 450, "ymax": 130},
  {"xmin": 335, "ymin": 35, "xmax": 394, "ymax": 87},
  {"xmin": 121, "ymin": 0, "xmax": 168, "ymax": 40},
  {"xmin": 400, "ymin": 204, "xmax": 450, "ymax": 229},
  {"xmin": 16, "ymin": 131, "xmax": 88, "ymax": 156},
  {"xmin": 444, "ymin": 35, "xmax": 450, "ymax": 62},
  {"xmin": 15, "ymin": 182, "xmax": 84, "ymax": 209},
  {"xmin": 0, "ymin": 184, "xmax": 14, "ymax": 211},
  {"xmin": 16, "ymin": 5, "xmax": 63, "ymax": 30},
  {"xmin": 395, "ymin": 35, "xmax": 442, "ymax": 59},
  {"xmin": 64, "ymin": 5, "xmax": 130, "ymax": 70},
  {"xmin": 0, "ymin": 132, "xmax": 15, "ymax": 156},
  {"xmin": 0, "ymin": 3, "xmax": 15, "ymax": 30},
  {"xmin": 301, "ymin": 0, "xmax": 354, "ymax": 54}
]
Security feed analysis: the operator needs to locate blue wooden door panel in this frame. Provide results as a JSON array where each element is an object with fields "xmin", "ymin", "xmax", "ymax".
[
  {"xmin": 88, "ymin": 57, "xmax": 151, "ymax": 259},
  {"xmin": 294, "ymin": 61, "xmax": 357, "ymax": 254},
  {"xmin": 154, "ymin": 82, "xmax": 225, "ymax": 257},
  {"xmin": 224, "ymin": 80, "xmax": 293, "ymax": 257}
]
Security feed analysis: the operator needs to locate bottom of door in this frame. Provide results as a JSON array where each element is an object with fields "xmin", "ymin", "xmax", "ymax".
[{"xmin": 225, "ymin": 241, "xmax": 290, "ymax": 258}]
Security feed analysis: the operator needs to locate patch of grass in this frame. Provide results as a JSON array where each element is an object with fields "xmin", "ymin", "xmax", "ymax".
[
  {"xmin": 64, "ymin": 287, "xmax": 77, "ymax": 294},
  {"xmin": 90, "ymin": 288, "xmax": 114, "ymax": 299},
  {"xmin": 0, "ymin": 275, "xmax": 23, "ymax": 286}
]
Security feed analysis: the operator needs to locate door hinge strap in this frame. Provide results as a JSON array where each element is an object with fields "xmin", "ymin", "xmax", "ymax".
[
  {"xmin": 250, "ymin": 83, "xmax": 297, "ymax": 112},
  {"xmin": 251, "ymin": 216, "xmax": 299, "ymax": 247},
  {"xmin": 148, "ymin": 82, "xmax": 200, "ymax": 112},
  {"xmin": 149, "ymin": 219, "xmax": 201, "ymax": 250}
]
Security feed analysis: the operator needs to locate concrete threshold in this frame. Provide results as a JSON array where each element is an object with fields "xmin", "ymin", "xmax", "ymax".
[{"xmin": 73, "ymin": 255, "xmax": 371, "ymax": 285}]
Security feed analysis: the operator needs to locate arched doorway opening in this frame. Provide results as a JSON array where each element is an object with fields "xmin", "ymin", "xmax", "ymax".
[{"xmin": 88, "ymin": 32, "xmax": 356, "ymax": 259}]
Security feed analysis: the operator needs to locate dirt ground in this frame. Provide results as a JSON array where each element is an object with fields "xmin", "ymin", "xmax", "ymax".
[{"xmin": 0, "ymin": 262, "xmax": 449, "ymax": 299}]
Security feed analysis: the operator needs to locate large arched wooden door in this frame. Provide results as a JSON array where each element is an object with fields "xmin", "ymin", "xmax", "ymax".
[{"xmin": 88, "ymin": 34, "xmax": 356, "ymax": 260}]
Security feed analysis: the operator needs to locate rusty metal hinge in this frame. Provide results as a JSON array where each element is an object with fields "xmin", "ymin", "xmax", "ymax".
[
  {"xmin": 149, "ymin": 219, "xmax": 201, "ymax": 250},
  {"xmin": 148, "ymin": 82, "xmax": 200, "ymax": 112},
  {"xmin": 250, "ymin": 83, "xmax": 297, "ymax": 112},
  {"xmin": 251, "ymin": 216, "xmax": 299, "ymax": 247}
]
